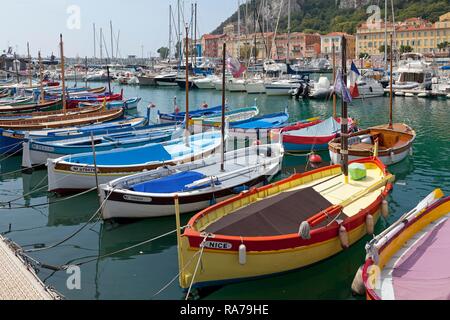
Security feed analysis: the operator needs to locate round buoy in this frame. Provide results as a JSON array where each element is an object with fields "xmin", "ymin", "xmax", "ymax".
[
  {"xmin": 202, "ymin": 102, "xmax": 208, "ymax": 109},
  {"xmin": 309, "ymin": 153, "xmax": 323, "ymax": 164},
  {"xmin": 366, "ymin": 214, "xmax": 374, "ymax": 235},
  {"xmin": 239, "ymin": 244, "xmax": 247, "ymax": 265},
  {"xmin": 351, "ymin": 265, "xmax": 366, "ymax": 296},
  {"xmin": 149, "ymin": 102, "xmax": 156, "ymax": 108},
  {"xmin": 381, "ymin": 200, "xmax": 389, "ymax": 218},
  {"xmin": 339, "ymin": 225, "xmax": 349, "ymax": 249},
  {"xmin": 174, "ymin": 105, "xmax": 180, "ymax": 114}
]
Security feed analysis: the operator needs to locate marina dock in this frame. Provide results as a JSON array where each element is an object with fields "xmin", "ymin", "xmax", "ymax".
[
  {"xmin": 0, "ymin": 235, "xmax": 61, "ymax": 300},
  {"xmin": 383, "ymin": 88, "xmax": 450, "ymax": 98}
]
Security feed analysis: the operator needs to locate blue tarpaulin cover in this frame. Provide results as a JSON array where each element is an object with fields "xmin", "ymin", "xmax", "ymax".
[{"xmin": 131, "ymin": 171, "xmax": 207, "ymax": 193}]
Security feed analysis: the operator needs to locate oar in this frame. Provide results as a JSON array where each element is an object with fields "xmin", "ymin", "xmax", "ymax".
[{"xmin": 369, "ymin": 188, "xmax": 444, "ymax": 251}]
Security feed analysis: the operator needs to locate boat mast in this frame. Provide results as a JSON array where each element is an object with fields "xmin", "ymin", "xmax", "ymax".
[
  {"xmin": 27, "ymin": 42, "xmax": 32, "ymax": 88},
  {"xmin": 59, "ymin": 34, "xmax": 67, "ymax": 114},
  {"xmin": 13, "ymin": 53, "xmax": 19, "ymax": 84},
  {"xmin": 93, "ymin": 23, "xmax": 96, "ymax": 59},
  {"xmin": 38, "ymin": 51, "xmax": 44, "ymax": 103},
  {"xmin": 100, "ymin": 28, "xmax": 103, "ymax": 61},
  {"xmin": 221, "ymin": 43, "xmax": 226, "ymax": 172},
  {"xmin": 340, "ymin": 36, "xmax": 348, "ymax": 183},
  {"xmin": 185, "ymin": 24, "xmax": 190, "ymax": 135},
  {"xmin": 332, "ymin": 42, "xmax": 336, "ymax": 118},
  {"xmin": 237, "ymin": 0, "xmax": 241, "ymax": 60},
  {"xmin": 384, "ymin": 0, "xmax": 388, "ymax": 71},
  {"xmin": 169, "ymin": 5, "xmax": 172, "ymax": 62},
  {"xmin": 110, "ymin": 20, "xmax": 114, "ymax": 61},
  {"xmin": 253, "ymin": 0, "xmax": 257, "ymax": 62},
  {"xmin": 194, "ymin": 3, "xmax": 197, "ymax": 68},
  {"xmin": 178, "ymin": 0, "xmax": 182, "ymax": 69},
  {"xmin": 389, "ymin": 34, "xmax": 393, "ymax": 129},
  {"xmin": 287, "ymin": 0, "xmax": 291, "ymax": 63},
  {"xmin": 85, "ymin": 56, "xmax": 88, "ymax": 89},
  {"xmin": 391, "ymin": 0, "xmax": 396, "ymax": 63}
]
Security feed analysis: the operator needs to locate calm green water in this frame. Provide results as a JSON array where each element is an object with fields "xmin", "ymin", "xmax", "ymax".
[{"xmin": 0, "ymin": 81, "xmax": 449, "ymax": 300}]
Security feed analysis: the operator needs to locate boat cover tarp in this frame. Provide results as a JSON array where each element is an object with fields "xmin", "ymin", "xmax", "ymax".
[
  {"xmin": 131, "ymin": 171, "xmax": 206, "ymax": 193},
  {"xmin": 285, "ymin": 117, "xmax": 340, "ymax": 137},
  {"xmin": 391, "ymin": 216, "xmax": 450, "ymax": 300},
  {"xmin": 71, "ymin": 143, "xmax": 172, "ymax": 165},
  {"xmin": 232, "ymin": 113, "xmax": 288, "ymax": 129},
  {"xmin": 205, "ymin": 187, "xmax": 333, "ymax": 236}
]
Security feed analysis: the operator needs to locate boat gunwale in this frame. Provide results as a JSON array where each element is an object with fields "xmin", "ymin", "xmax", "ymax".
[
  {"xmin": 184, "ymin": 157, "xmax": 392, "ymax": 251},
  {"xmin": 362, "ymin": 196, "xmax": 450, "ymax": 300}
]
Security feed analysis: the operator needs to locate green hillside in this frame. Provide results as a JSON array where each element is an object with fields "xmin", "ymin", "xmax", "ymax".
[{"xmin": 212, "ymin": 0, "xmax": 450, "ymax": 35}]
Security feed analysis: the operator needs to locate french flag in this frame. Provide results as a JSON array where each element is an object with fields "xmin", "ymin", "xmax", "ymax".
[
  {"xmin": 226, "ymin": 55, "xmax": 247, "ymax": 78},
  {"xmin": 350, "ymin": 61, "xmax": 360, "ymax": 98}
]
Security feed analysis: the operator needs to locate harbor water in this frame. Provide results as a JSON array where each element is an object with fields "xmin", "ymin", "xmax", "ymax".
[{"xmin": 0, "ymin": 81, "xmax": 449, "ymax": 300}]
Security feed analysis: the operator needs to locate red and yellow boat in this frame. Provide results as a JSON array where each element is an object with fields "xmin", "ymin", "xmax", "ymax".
[
  {"xmin": 362, "ymin": 189, "xmax": 450, "ymax": 300},
  {"xmin": 175, "ymin": 157, "xmax": 394, "ymax": 289}
]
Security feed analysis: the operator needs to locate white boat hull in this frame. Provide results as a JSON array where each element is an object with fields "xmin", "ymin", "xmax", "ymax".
[
  {"xmin": 329, "ymin": 147, "xmax": 411, "ymax": 166},
  {"xmin": 245, "ymin": 82, "xmax": 266, "ymax": 94}
]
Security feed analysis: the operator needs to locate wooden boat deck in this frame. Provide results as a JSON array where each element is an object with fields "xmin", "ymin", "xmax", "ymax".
[
  {"xmin": 0, "ymin": 235, "xmax": 61, "ymax": 300},
  {"xmin": 204, "ymin": 164, "xmax": 386, "ymax": 236}
]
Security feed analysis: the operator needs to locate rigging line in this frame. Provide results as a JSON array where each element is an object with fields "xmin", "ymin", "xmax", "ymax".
[
  {"xmin": 0, "ymin": 141, "xmax": 23, "ymax": 153},
  {"xmin": 152, "ymin": 248, "xmax": 201, "ymax": 298},
  {"xmin": 0, "ymin": 186, "xmax": 97, "ymax": 210},
  {"xmin": 0, "ymin": 145, "xmax": 23, "ymax": 163},
  {"xmin": 2, "ymin": 173, "xmax": 48, "ymax": 205},
  {"xmin": 0, "ymin": 161, "xmax": 45, "ymax": 177},
  {"xmin": 22, "ymin": 188, "xmax": 112, "ymax": 253}
]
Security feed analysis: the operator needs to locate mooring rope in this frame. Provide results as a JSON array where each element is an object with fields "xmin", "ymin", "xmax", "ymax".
[
  {"xmin": 0, "ymin": 162, "xmax": 45, "ymax": 177},
  {"xmin": 0, "ymin": 145, "xmax": 23, "ymax": 162},
  {"xmin": 0, "ymin": 141, "xmax": 23, "ymax": 153},
  {"xmin": 22, "ymin": 188, "xmax": 113, "ymax": 253},
  {"xmin": 185, "ymin": 235, "xmax": 209, "ymax": 300}
]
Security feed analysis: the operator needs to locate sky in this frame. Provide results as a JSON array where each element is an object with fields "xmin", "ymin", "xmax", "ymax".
[{"xmin": 0, "ymin": 0, "xmax": 237, "ymax": 58}]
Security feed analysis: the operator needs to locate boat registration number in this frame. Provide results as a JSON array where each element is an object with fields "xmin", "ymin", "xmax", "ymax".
[
  {"xmin": 204, "ymin": 241, "xmax": 232, "ymax": 250},
  {"xmin": 70, "ymin": 166, "xmax": 99, "ymax": 174},
  {"xmin": 123, "ymin": 195, "xmax": 152, "ymax": 203},
  {"xmin": 31, "ymin": 143, "xmax": 55, "ymax": 152}
]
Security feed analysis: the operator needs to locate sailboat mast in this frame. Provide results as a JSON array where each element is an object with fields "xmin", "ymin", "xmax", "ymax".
[
  {"xmin": 178, "ymin": 0, "xmax": 181, "ymax": 67},
  {"xmin": 389, "ymin": 34, "xmax": 394, "ymax": 129},
  {"xmin": 27, "ymin": 42, "xmax": 32, "ymax": 87},
  {"xmin": 332, "ymin": 42, "xmax": 337, "ymax": 118},
  {"xmin": 287, "ymin": 0, "xmax": 291, "ymax": 62},
  {"xmin": 110, "ymin": 20, "xmax": 114, "ymax": 60},
  {"xmin": 100, "ymin": 28, "xmax": 103, "ymax": 61},
  {"xmin": 253, "ymin": 0, "xmax": 257, "ymax": 61},
  {"xmin": 185, "ymin": 25, "xmax": 190, "ymax": 133},
  {"xmin": 38, "ymin": 51, "xmax": 44, "ymax": 103},
  {"xmin": 85, "ymin": 56, "xmax": 88, "ymax": 89},
  {"xmin": 59, "ymin": 34, "xmax": 67, "ymax": 114},
  {"xmin": 340, "ymin": 36, "xmax": 348, "ymax": 182},
  {"xmin": 93, "ymin": 23, "xmax": 96, "ymax": 59},
  {"xmin": 169, "ymin": 5, "xmax": 172, "ymax": 62},
  {"xmin": 194, "ymin": 3, "xmax": 197, "ymax": 67},
  {"xmin": 238, "ymin": 0, "xmax": 241, "ymax": 60},
  {"xmin": 221, "ymin": 43, "xmax": 226, "ymax": 172},
  {"xmin": 384, "ymin": 0, "xmax": 388, "ymax": 71}
]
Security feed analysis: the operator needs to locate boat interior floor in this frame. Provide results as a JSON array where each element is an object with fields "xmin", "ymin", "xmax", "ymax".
[{"xmin": 204, "ymin": 165, "xmax": 386, "ymax": 237}]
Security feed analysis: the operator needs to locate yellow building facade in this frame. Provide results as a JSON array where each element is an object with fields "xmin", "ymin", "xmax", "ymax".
[{"xmin": 356, "ymin": 12, "xmax": 450, "ymax": 57}]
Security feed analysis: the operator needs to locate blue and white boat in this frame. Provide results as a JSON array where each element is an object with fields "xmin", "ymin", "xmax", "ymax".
[
  {"xmin": 158, "ymin": 105, "xmax": 224, "ymax": 123},
  {"xmin": 47, "ymin": 130, "xmax": 224, "ymax": 193},
  {"xmin": 227, "ymin": 110, "xmax": 289, "ymax": 138},
  {"xmin": 22, "ymin": 122, "xmax": 182, "ymax": 169},
  {"xmin": 0, "ymin": 116, "xmax": 147, "ymax": 155},
  {"xmin": 80, "ymin": 97, "xmax": 142, "ymax": 111}
]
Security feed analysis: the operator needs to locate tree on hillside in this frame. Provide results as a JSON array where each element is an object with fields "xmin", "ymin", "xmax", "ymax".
[
  {"xmin": 157, "ymin": 47, "xmax": 169, "ymax": 59},
  {"xmin": 399, "ymin": 45, "xmax": 413, "ymax": 54}
]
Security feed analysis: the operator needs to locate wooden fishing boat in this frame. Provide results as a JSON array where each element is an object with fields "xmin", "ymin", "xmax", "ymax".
[
  {"xmin": 362, "ymin": 189, "xmax": 450, "ymax": 300},
  {"xmin": 190, "ymin": 106, "xmax": 259, "ymax": 128},
  {"xmin": 176, "ymin": 157, "xmax": 394, "ymax": 289},
  {"xmin": 47, "ymin": 130, "xmax": 224, "ymax": 193},
  {"xmin": 0, "ymin": 99, "xmax": 61, "ymax": 113},
  {"xmin": 158, "ymin": 105, "xmax": 225, "ymax": 123},
  {"xmin": 22, "ymin": 122, "xmax": 181, "ymax": 169},
  {"xmin": 0, "ymin": 96, "xmax": 33, "ymax": 106},
  {"xmin": 99, "ymin": 143, "xmax": 284, "ymax": 219},
  {"xmin": 0, "ymin": 116, "xmax": 147, "ymax": 155},
  {"xmin": 0, "ymin": 108, "xmax": 124, "ymax": 131},
  {"xmin": 329, "ymin": 123, "xmax": 415, "ymax": 166},
  {"xmin": 66, "ymin": 91, "xmax": 123, "ymax": 108},
  {"xmin": 279, "ymin": 117, "xmax": 354, "ymax": 152},
  {"xmin": 0, "ymin": 104, "xmax": 103, "ymax": 121},
  {"xmin": 80, "ymin": 97, "xmax": 142, "ymax": 111}
]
